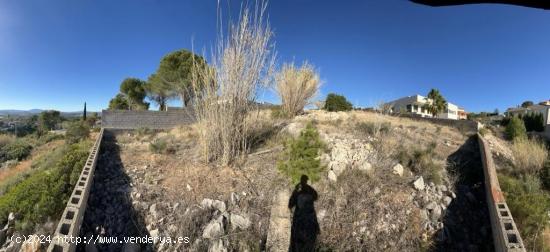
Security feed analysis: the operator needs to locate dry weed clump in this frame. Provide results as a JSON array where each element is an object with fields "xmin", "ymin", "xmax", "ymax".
[
  {"xmin": 191, "ymin": 1, "xmax": 275, "ymax": 165},
  {"xmin": 511, "ymin": 137, "xmax": 548, "ymax": 174},
  {"xmin": 275, "ymin": 62, "xmax": 320, "ymax": 118}
]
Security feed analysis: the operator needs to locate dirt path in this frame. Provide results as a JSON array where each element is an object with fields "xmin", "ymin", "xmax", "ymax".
[{"xmin": 0, "ymin": 139, "xmax": 64, "ymax": 185}]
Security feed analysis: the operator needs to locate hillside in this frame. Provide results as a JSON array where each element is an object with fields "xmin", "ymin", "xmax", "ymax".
[{"xmin": 77, "ymin": 110, "xmax": 492, "ymax": 251}]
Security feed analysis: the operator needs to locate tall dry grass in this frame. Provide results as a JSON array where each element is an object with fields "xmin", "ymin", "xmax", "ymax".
[
  {"xmin": 511, "ymin": 137, "xmax": 548, "ymax": 174},
  {"xmin": 191, "ymin": 1, "xmax": 276, "ymax": 165},
  {"xmin": 275, "ymin": 62, "xmax": 320, "ymax": 117}
]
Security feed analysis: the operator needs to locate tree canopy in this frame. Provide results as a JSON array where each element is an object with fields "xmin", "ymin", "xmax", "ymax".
[
  {"xmin": 423, "ymin": 89, "xmax": 447, "ymax": 117},
  {"xmin": 521, "ymin": 101, "xmax": 534, "ymax": 108},
  {"xmin": 108, "ymin": 94, "xmax": 129, "ymax": 110},
  {"xmin": 120, "ymin": 78, "xmax": 149, "ymax": 110},
  {"xmin": 145, "ymin": 73, "xmax": 174, "ymax": 111},
  {"xmin": 154, "ymin": 49, "xmax": 207, "ymax": 106},
  {"xmin": 38, "ymin": 110, "xmax": 62, "ymax": 132},
  {"xmin": 324, "ymin": 93, "xmax": 353, "ymax": 112}
]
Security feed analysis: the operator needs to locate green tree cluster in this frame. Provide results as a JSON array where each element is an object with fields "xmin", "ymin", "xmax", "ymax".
[
  {"xmin": 38, "ymin": 110, "xmax": 62, "ymax": 133},
  {"xmin": 107, "ymin": 49, "xmax": 207, "ymax": 111},
  {"xmin": 324, "ymin": 93, "xmax": 353, "ymax": 112},
  {"xmin": 521, "ymin": 113, "xmax": 545, "ymax": 132},
  {"xmin": 108, "ymin": 78, "xmax": 149, "ymax": 110}
]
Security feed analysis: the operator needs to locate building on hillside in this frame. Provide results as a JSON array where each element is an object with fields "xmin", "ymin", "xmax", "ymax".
[
  {"xmin": 505, "ymin": 101, "xmax": 550, "ymax": 136},
  {"xmin": 458, "ymin": 107, "xmax": 468, "ymax": 120},
  {"xmin": 384, "ymin": 94, "xmax": 463, "ymax": 120}
]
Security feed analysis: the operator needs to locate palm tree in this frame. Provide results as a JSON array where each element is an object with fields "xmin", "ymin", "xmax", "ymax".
[{"xmin": 423, "ymin": 89, "xmax": 447, "ymax": 117}]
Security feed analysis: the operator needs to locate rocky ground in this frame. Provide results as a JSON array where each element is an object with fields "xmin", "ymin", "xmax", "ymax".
[{"xmin": 72, "ymin": 110, "xmax": 493, "ymax": 251}]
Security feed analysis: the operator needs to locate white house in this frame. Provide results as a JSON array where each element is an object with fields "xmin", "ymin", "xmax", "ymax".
[{"xmin": 385, "ymin": 94, "xmax": 462, "ymax": 120}]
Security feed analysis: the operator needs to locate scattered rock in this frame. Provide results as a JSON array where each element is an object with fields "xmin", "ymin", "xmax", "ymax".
[
  {"xmin": 203, "ymin": 219, "xmax": 224, "ymax": 239},
  {"xmin": 358, "ymin": 161, "xmax": 373, "ymax": 173},
  {"xmin": 209, "ymin": 239, "xmax": 227, "ymax": 252},
  {"xmin": 19, "ymin": 235, "xmax": 41, "ymax": 252},
  {"xmin": 413, "ymin": 177, "xmax": 425, "ymax": 191},
  {"xmin": 392, "ymin": 164, "xmax": 404, "ymax": 176},
  {"xmin": 230, "ymin": 214, "xmax": 250, "ymax": 230},
  {"xmin": 328, "ymin": 170, "xmax": 337, "ymax": 182},
  {"xmin": 443, "ymin": 196, "xmax": 452, "ymax": 207}
]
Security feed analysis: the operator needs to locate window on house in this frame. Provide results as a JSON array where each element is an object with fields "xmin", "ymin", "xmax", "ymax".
[
  {"xmin": 414, "ymin": 105, "xmax": 419, "ymax": 111},
  {"xmin": 406, "ymin": 104, "xmax": 412, "ymax": 112}
]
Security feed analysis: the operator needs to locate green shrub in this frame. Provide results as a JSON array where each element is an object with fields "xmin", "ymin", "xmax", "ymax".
[
  {"xmin": 505, "ymin": 116, "xmax": 527, "ymax": 140},
  {"xmin": 137, "ymin": 127, "xmax": 152, "ymax": 137},
  {"xmin": 356, "ymin": 121, "xmax": 391, "ymax": 136},
  {"xmin": 395, "ymin": 142, "xmax": 442, "ymax": 184},
  {"xmin": 0, "ymin": 141, "xmax": 90, "ymax": 232},
  {"xmin": 499, "ymin": 174, "xmax": 550, "ymax": 251},
  {"xmin": 278, "ymin": 123, "xmax": 326, "ymax": 184},
  {"xmin": 0, "ymin": 134, "xmax": 15, "ymax": 149},
  {"xmin": 270, "ymin": 106, "xmax": 288, "ymax": 119},
  {"xmin": 0, "ymin": 140, "xmax": 32, "ymax": 162},
  {"xmin": 540, "ymin": 160, "xmax": 550, "ymax": 191},
  {"xmin": 65, "ymin": 121, "xmax": 90, "ymax": 144},
  {"xmin": 324, "ymin": 93, "xmax": 352, "ymax": 112},
  {"xmin": 478, "ymin": 127, "xmax": 489, "ymax": 136},
  {"xmin": 149, "ymin": 136, "xmax": 177, "ymax": 154}
]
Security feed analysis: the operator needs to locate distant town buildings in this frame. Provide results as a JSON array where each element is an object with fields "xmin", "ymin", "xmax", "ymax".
[{"xmin": 384, "ymin": 94, "xmax": 465, "ymax": 120}]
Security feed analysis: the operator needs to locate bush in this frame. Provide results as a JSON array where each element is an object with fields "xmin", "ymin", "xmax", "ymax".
[
  {"xmin": 137, "ymin": 127, "xmax": 152, "ymax": 137},
  {"xmin": 324, "ymin": 93, "xmax": 352, "ymax": 112},
  {"xmin": 505, "ymin": 116, "xmax": 526, "ymax": 140},
  {"xmin": 356, "ymin": 121, "xmax": 392, "ymax": 136},
  {"xmin": 522, "ymin": 113, "xmax": 545, "ymax": 132},
  {"xmin": 396, "ymin": 142, "xmax": 443, "ymax": 184},
  {"xmin": 0, "ymin": 134, "xmax": 15, "ymax": 149},
  {"xmin": 0, "ymin": 140, "xmax": 32, "ymax": 162},
  {"xmin": 149, "ymin": 136, "xmax": 177, "ymax": 154},
  {"xmin": 0, "ymin": 141, "xmax": 90, "ymax": 231},
  {"xmin": 65, "ymin": 121, "xmax": 90, "ymax": 144},
  {"xmin": 499, "ymin": 174, "xmax": 550, "ymax": 251},
  {"xmin": 278, "ymin": 123, "xmax": 326, "ymax": 184},
  {"xmin": 270, "ymin": 106, "xmax": 288, "ymax": 119},
  {"xmin": 275, "ymin": 62, "xmax": 320, "ymax": 117},
  {"xmin": 478, "ymin": 127, "xmax": 489, "ymax": 136},
  {"xmin": 511, "ymin": 137, "xmax": 548, "ymax": 174}
]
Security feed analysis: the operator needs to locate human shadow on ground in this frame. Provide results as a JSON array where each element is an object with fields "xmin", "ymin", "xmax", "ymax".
[
  {"xmin": 288, "ymin": 175, "xmax": 320, "ymax": 252},
  {"xmin": 433, "ymin": 135, "xmax": 493, "ymax": 251},
  {"xmin": 77, "ymin": 130, "xmax": 152, "ymax": 252}
]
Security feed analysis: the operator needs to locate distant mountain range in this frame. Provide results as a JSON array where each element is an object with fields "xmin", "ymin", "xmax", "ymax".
[{"xmin": 0, "ymin": 109, "xmax": 98, "ymax": 117}]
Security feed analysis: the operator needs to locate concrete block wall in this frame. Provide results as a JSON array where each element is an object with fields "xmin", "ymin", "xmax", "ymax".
[
  {"xmin": 478, "ymin": 134, "xmax": 525, "ymax": 252},
  {"xmin": 101, "ymin": 109, "xmax": 195, "ymax": 129},
  {"xmin": 47, "ymin": 129, "xmax": 104, "ymax": 252},
  {"xmin": 399, "ymin": 114, "xmax": 479, "ymax": 134}
]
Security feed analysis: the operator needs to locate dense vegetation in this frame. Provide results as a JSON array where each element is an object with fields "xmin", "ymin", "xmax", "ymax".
[
  {"xmin": 278, "ymin": 123, "xmax": 326, "ymax": 184},
  {"xmin": 0, "ymin": 141, "xmax": 90, "ymax": 233},
  {"xmin": 324, "ymin": 93, "xmax": 353, "ymax": 112},
  {"xmin": 505, "ymin": 116, "xmax": 527, "ymax": 140}
]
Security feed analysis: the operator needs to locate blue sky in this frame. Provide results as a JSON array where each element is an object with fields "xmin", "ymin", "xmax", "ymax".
[{"xmin": 0, "ymin": 0, "xmax": 549, "ymax": 112}]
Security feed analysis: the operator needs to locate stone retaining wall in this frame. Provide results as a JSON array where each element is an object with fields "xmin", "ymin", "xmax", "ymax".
[
  {"xmin": 478, "ymin": 134, "xmax": 525, "ymax": 252},
  {"xmin": 101, "ymin": 109, "xmax": 195, "ymax": 129},
  {"xmin": 47, "ymin": 129, "xmax": 104, "ymax": 252}
]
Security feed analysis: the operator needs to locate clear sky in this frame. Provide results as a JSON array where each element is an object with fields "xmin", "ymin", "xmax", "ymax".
[{"xmin": 1, "ymin": 0, "xmax": 549, "ymax": 112}]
